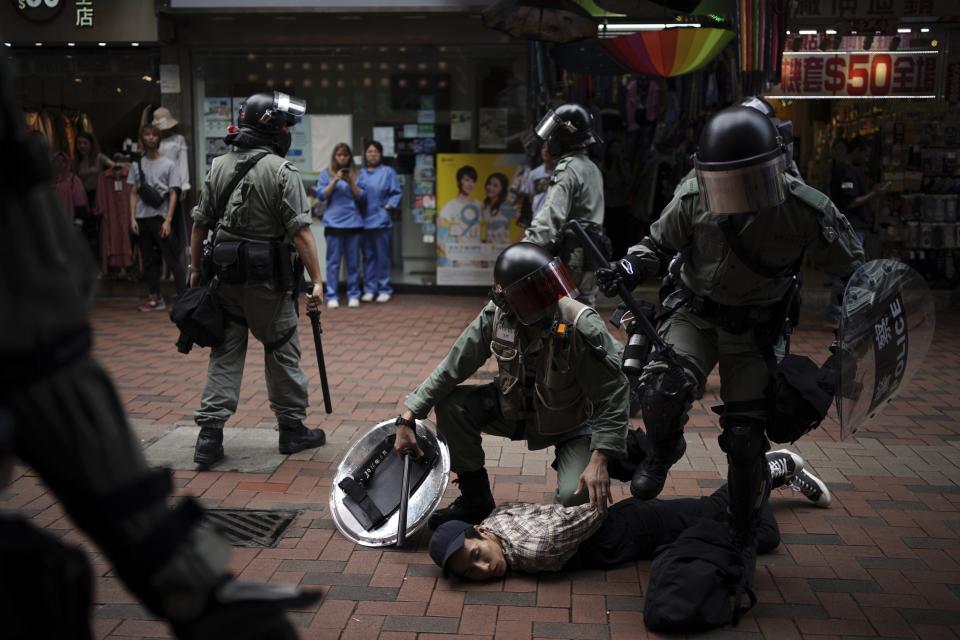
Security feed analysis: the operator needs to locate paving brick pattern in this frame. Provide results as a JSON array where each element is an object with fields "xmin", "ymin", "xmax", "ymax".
[{"xmin": 4, "ymin": 295, "xmax": 960, "ymax": 639}]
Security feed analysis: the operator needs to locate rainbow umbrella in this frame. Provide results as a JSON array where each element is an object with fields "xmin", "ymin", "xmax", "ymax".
[{"xmin": 600, "ymin": 27, "xmax": 734, "ymax": 77}]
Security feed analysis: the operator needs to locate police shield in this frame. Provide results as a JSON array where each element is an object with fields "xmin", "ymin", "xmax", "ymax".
[
  {"xmin": 330, "ymin": 419, "xmax": 450, "ymax": 547},
  {"xmin": 837, "ymin": 259, "xmax": 935, "ymax": 440}
]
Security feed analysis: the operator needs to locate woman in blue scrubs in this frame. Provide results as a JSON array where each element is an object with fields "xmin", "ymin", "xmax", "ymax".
[{"xmin": 358, "ymin": 140, "xmax": 402, "ymax": 303}]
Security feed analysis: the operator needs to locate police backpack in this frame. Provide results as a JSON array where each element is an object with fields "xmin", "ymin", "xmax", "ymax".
[{"xmin": 643, "ymin": 519, "xmax": 756, "ymax": 632}]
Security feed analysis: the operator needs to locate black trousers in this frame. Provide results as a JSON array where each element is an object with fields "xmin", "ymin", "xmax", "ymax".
[
  {"xmin": 137, "ymin": 215, "xmax": 186, "ymax": 296},
  {"xmin": 565, "ymin": 487, "xmax": 780, "ymax": 570}
]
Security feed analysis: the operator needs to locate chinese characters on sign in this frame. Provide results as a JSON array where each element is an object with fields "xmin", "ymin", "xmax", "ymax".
[
  {"xmin": 773, "ymin": 52, "xmax": 939, "ymax": 98},
  {"xmin": 869, "ymin": 295, "xmax": 909, "ymax": 414},
  {"xmin": 794, "ymin": 0, "xmax": 939, "ymax": 17},
  {"xmin": 75, "ymin": 0, "xmax": 92, "ymax": 28}
]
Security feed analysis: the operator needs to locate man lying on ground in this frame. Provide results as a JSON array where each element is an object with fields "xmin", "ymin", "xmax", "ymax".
[{"xmin": 429, "ymin": 442, "xmax": 829, "ymax": 580}]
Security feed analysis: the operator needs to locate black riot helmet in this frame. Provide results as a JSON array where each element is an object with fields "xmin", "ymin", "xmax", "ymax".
[
  {"xmin": 531, "ymin": 103, "xmax": 601, "ymax": 157},
  {"xmin": 490, "ymin": 243, "xmax": 579, "ymax": 326},
  {"xmin": 741, "ymin": 95, "xmax": 795, "ymax": 162},
  {"xmin": 694, "ymin": 106, "xmax": 788, "ymax": 214},
  {"xmin": 237, "ymin": 91, "xmax": 307, "ymax": 134},
  {"xmin": 739, "ymin": 96, "xmax": 777, "ymax": 118}
]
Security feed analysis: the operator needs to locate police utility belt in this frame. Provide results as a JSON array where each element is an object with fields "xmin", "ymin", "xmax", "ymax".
[{"xmin": 209, "ymin": 235, "xmax": 296, "ymax": 289}]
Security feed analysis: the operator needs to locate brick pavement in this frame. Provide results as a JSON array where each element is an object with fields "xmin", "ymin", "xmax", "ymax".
[{"xmin": 3, "ymin": 294, "xmax": 960, "ymax": 639}]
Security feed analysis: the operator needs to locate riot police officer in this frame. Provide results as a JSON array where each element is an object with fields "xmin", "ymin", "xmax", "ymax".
[
  {"xmin": 0, "ymin": 56, "xmax": 317, "ymax": 638},
  {"xmin": 523, "ymin": 104, "xmax": 606, "ymax": 306},
  {"xmin": 190, "ymin": 91, "xmax": 326, "ymax": 466},
  {"xmin": 601, "ymin": 106, "xmax": 864, "ymax": 552},
  {"xmin": 394, "ymin": 243, "xmax": 630, "ymax": 529}
]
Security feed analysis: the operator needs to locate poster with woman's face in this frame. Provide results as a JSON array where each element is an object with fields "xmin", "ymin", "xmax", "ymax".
[{"xmin": 435, "ymin": 154, "xmax": 527, "ymax": 286}]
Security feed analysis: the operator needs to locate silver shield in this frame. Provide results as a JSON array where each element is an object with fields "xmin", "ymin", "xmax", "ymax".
[
  {"xmin": 330, "ymin": 418, "xmax": 450, "ymax": 547},
  {"xmin": 837, "ymin": 259, "xmax": 935, "ymax": 440}
]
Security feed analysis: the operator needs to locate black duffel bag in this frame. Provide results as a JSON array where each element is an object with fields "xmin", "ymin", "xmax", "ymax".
[
  {"xmin": 643, "ymin": 519, "xmax": 757, "ymax": 632},
  {"xmin": 169, "ymin": 285, "xmax": 225, "ymax": 348}
]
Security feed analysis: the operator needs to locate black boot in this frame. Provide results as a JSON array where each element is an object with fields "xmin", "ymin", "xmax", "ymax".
[
  {"xmin": 427, "ymin": 468, "xmax": 495, "ymax": 530},
  {"xmin": 278, "ymin": 420, "xmax": 326, "ymax": 455},
  {"xmin": 607, "ymin": 429, "xmax": 651, "ymax": 482},
  {"xmin": 194, "ymin": 426, "xmax": 224, "ymax": 467},
  {"xmin": 630, "ymin": 436, "xmax": 686, "ymax": 500}
]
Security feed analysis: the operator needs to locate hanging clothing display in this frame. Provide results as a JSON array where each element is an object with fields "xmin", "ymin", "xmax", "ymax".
[
  {"xmin": 96, "ymin": 165, "xmax": 135, "ymax": 272},
  {"xmin": 54, "ymin": 170, "xmax": 88, "ymax": 225}
]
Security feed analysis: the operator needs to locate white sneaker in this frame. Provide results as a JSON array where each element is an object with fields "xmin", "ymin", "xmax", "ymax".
[
  {"xmin": 375, "ymin": 293, "xmax": 392, "ymax": 303},
  {"xmin": 767, "ymin": 449, "xmax": 804, "ymax": 489},
  {"xmin": 327, "ymin": 299, "xmax": 340, "ymax": 309},
  {"xmin": 789, "ymin": 468, "xmax": 832, "ymax": 508},
  {"xmin": 348, "ymin": 298, "xmax": 360, "ymax": 308},
  {"xmin": 361, "ymin": 292, "xmax": 375, "ymax": 303}
]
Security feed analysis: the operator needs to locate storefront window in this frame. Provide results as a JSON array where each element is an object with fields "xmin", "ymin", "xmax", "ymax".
[
  {"xmin": 12, "ymin": 50, "xmax": 160, "ymax": 157},
  {"xmin": 192, "ymin": 43, "xmax": 528, "ymax": 286}
]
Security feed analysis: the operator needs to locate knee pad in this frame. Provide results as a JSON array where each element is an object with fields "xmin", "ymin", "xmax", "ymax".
[
  {"xmin": 718, "ymin": 415, "xmax": 769, "ymax": 466},
  {"xmin": 639, "ymin": 360, "xmax": 699, "ymax": 444}
]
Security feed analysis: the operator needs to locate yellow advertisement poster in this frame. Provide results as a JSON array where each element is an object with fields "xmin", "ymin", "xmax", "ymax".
[{"xmin": 436, "ymin": 153, "xmax": 527, "ymax": 286}]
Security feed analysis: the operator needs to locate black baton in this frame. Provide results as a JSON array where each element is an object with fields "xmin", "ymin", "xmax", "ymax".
[
  {"xmin": 397, "ymin": 449, "xmax": 412, "ymax": 547},
  {"xmin": 306, "ymin": 309, "xmax": 333, "ymax": 414},
  {"xmin": 565, "ymin": 220, "xmax": 671, "ymax": 355}
]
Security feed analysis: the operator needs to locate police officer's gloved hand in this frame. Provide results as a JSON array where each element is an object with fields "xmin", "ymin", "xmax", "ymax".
[{"xmin": 597, "ymin": 255, "xmax": 646, "ymax": 297}]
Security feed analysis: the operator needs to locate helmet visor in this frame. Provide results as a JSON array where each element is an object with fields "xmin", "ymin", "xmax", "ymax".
[
  {"xmin": 695, "ymin": 150, "xmax": 787, "ymax": 214},
  {"xmin": 502, "ymin": 259, "xmax": 579, "ymax": 325},
  {"xmin": 275, "ymin": 91, "xmax": 307, "ymax": 118},
  {"xmin": 533, "ymin": 109, "xmax": 563, "ymax": 143}
]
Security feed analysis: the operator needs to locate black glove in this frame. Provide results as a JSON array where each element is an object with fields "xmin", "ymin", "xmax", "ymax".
[{"xmin": 597, "ymin": 255, "xmax": 646, "ymax": 297}]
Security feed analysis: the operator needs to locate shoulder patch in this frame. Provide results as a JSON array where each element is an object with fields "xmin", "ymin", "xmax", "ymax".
[
  {"xmin": 788, "ymin": 179, "xmax": 831, "ymax": 212},
  {"xmin": 677, "ymin": 177, "xmax": 699, "ymax": 198},
  {"xmin": 789, "ymin": 180, "xmax": 846, "ymax": 243}
]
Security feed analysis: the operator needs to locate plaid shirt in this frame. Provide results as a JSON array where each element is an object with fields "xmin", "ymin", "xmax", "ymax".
[{"xmin": 482, "ymin": 502, "xmax": 605, "ymax": 573}]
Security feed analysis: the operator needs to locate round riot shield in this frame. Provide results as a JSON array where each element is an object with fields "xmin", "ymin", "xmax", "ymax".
[
  {"xmin": 837, "ymin": 259, "xmax": 935, "ymax": 439},
  {"xmin": 330, "ymin": 419, "xmax": 450, "ymax": 547}
]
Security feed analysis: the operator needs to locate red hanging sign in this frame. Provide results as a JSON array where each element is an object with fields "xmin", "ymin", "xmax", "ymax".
[{"xmin": 769, "ymin": 51, "xmax": 940, "ymax": 99}]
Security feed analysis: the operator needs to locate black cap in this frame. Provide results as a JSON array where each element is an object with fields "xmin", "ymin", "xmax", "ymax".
[{"xmin": 429, "ymin": 520, "xmax": 474, "ymax": 577}]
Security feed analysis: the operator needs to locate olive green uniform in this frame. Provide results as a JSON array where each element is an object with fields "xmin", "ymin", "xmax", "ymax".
[
  {"xmin": 633, "ymin": 174, "xmax": 863, "ymax": 404},
  {"xmin": 192, "ymin": 146, "xmax": 313, "ymax": 428},
  {"xmin": 523, "ymin": 152, "xmax": 605, "ymax": 305},
  {"xmin": 627, "ymin": 172, "xmax": 864, "ymax": 537},
  {"xmin": 405, "ymin": 299, "xmax": 629, "ymax": 506}
]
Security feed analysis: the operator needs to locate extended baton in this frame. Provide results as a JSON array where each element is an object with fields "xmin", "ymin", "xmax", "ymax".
[
  {"xmin": 306, "ymin": 309, "xmax": 333, "ymax": 414},
  {"xmin": 565, "ymin": 220, "xmax": 670, "ymax": 354},
  {"xmin": 397, "ymin": 449, "xmax": 412, "ymax": 547}
]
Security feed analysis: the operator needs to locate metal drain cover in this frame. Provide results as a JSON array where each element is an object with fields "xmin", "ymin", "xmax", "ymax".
[{"xmin": 205, "ymin": 509, "xmax": 298, "ymax": 548}]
